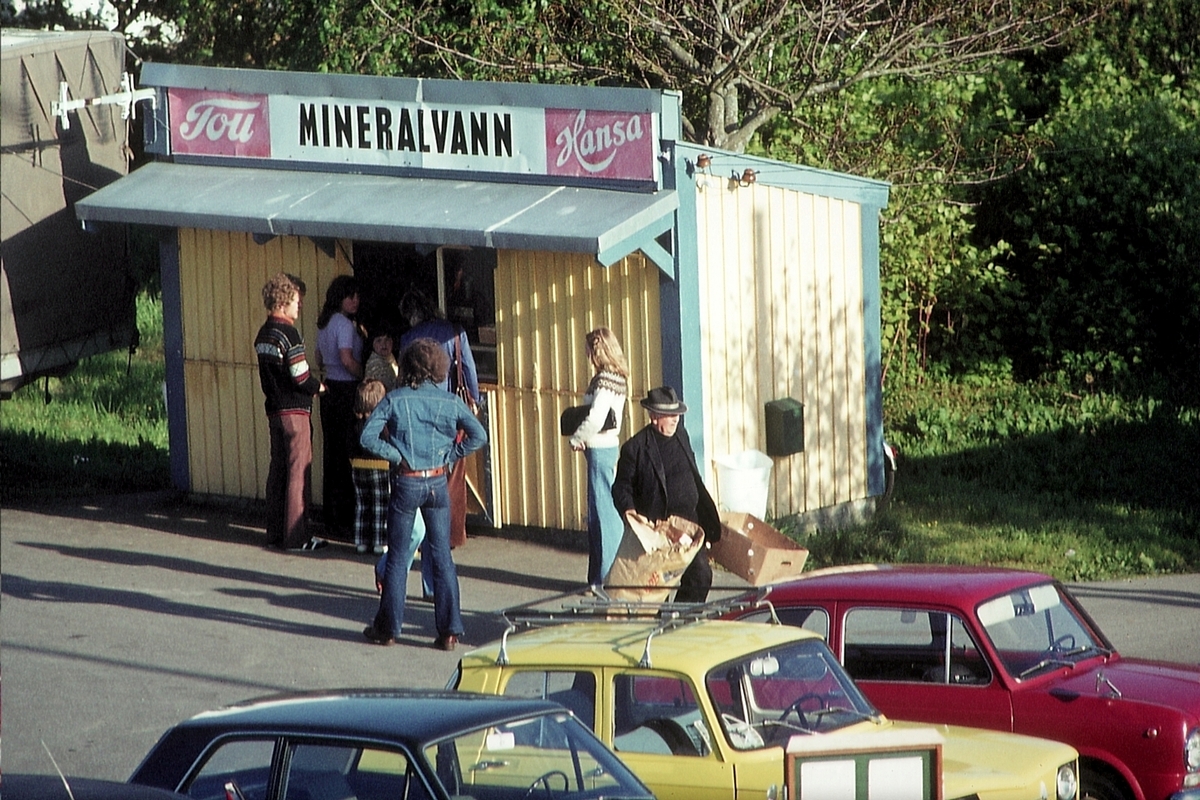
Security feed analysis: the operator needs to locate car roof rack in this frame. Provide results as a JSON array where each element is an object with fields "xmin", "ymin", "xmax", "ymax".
[{"xmin": 492, "ymin": 585, "xmax": 780, "ymax": 668}]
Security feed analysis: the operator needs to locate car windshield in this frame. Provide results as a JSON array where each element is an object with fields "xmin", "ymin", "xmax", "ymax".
[
  {"xmin": 424, "ymin": 711, "xmax": 653, "ymax": 799},
  {"xmin": 977, "ymin": 582, "xmax": 1108, "ymax": 679},
  {"xmin": 704, "ymin": 637, "xmax": 878, "ymax": 750}
]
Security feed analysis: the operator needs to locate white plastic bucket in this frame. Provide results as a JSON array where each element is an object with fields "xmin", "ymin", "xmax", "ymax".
[{"xmin": 713, "ymin": 449, "xmax": 774, "ymax": 518}]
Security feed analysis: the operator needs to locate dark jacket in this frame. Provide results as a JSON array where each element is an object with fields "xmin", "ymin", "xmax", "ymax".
[{"xmin": 611, "ymin": 423, "xmax": 721, "ymax": 543}]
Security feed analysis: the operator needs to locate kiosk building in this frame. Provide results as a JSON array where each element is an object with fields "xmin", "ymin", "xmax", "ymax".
[{"xmin": 77, "ymin": 64, "xmax": 891, "ymax": 534}]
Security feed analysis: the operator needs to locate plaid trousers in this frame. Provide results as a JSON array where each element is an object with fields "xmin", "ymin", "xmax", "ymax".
[{"xmin": 352, "ymin": 464, "xmax": 390, "ymax": 549}]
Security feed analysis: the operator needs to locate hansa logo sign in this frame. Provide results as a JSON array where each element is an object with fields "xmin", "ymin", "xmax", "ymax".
[
  {"xmin": 169, "ymin": 89, "xmax": 271, "ymax": 158},
  {"xmin": 545, "ymin": 109, "xmax": 654, "ymax": 182}
]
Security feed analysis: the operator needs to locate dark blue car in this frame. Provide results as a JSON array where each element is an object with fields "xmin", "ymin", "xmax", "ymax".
[{"xmin": 130, "ymin": 689, "xmax": 654, "ymax": 800}]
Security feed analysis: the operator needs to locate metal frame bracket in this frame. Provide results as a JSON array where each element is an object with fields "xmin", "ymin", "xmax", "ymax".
[{"xmin": 53, "ymin": 73, "xmax": 157, "ymax": 130}]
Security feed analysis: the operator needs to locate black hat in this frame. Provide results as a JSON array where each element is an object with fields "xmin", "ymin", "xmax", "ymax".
[{"xmin": 640, "ymin": 385, "xmax": 687, "ymax": 415}]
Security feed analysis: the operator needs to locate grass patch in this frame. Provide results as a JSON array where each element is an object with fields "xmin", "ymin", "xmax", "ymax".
[
  {"xmin": 0, "ymin": 292, "xmax": 170, "ymax": 504},
  {"xmin": 782, "ymin": 381, "xmax": 1200, "ymax": 581}
]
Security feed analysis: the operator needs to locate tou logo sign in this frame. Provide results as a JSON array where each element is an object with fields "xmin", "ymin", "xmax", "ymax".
[{"xmin": 169, "ymin": 89, "xmax": 271, "ymax": 158}]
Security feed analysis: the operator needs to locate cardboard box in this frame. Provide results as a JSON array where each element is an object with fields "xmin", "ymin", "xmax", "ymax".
[
  {"xmin": 712, "ymin": 512, "xmax": 808, "ymax": 586},
  {"xmin": 606, "ymin": 514, "xmax": 704, "ymax": 603}
]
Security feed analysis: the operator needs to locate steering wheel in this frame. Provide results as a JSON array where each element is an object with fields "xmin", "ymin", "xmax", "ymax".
[
  {"xmin": 523, "ymin": 769, "xmax": 570, "ymax": 798},
  {"xmin": 1048, "ymin": 634, "xmax": 1076, "ymax": 653},
  {"xmin": 778, "ymin": 693, "xmax": 827, "ymax": 729}
]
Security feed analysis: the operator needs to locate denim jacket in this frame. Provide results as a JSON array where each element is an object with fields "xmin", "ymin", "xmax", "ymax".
[{"xmin": 359, "ymin": 382, "xmax": 486, "ymax": 470}]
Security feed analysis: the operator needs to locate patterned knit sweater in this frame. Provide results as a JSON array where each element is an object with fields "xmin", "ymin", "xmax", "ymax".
[{"xmin": 569, "ymin": 369, "xmax": 628, "ymax": 449}]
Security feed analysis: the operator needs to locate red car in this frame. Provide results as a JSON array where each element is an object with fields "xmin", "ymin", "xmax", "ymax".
[{"xmin": 732, "ymin": 564, "xmax": 1200, "ymax": 800}]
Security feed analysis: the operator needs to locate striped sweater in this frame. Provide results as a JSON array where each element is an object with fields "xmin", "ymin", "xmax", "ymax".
[{"xmin": 255, "ymin": 315, "xmax": 323, "ymax": 415}]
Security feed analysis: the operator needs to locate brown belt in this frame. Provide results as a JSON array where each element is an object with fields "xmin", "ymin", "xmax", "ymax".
[{"xmin": 398, "ymin": 465, "xmax": 446, "ymax": 478}]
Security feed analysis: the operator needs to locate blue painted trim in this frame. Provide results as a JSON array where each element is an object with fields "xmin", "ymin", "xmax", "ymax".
[
  {"xmin": 860, "ymin": 205, "xmax": 886, "ymax": 497},
  {"xmin": 676, "ymin": 142, "xmax": 890, "ymax": 210},
  {"xmin": 662, "ymin": 146, "xmax": 708, "ymax": 470},
  {"xmin": 158, "ymin": 228, "xmax": 190, "ymax": 492},
  {"xmin": 596, "ymin": 211, "xmax": 675, "ymax": 273},
  {"xmin": 634, "ymin": 237, "xmax": 673, "ymax": 274}
]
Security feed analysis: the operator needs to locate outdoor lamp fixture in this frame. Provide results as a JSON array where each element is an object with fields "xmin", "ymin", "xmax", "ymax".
[
  {"xmin": 728, "ymin": 168, "xmax": 759, "ymax": 189},
  {"xmin": 696, "ymin": 153, "xmax": 712, "ymax": 170}
]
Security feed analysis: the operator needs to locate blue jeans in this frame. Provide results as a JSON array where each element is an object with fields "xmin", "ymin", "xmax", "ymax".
[
  {"xmin": 586, "ymin": 445, "xmax": 623, "ymax": 586},
  {"xmin": 420, "ymin": 539, "xmax": 435, "ymax": 599},
  {"xmin": 374, "ymin": 473, "xmax": 463, "ymax": 639}
]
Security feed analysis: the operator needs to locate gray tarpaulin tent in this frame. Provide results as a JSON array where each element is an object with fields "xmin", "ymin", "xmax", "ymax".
[{"xmin": 1, "ymin": 29, "xmax": 137, "ymax": 396}]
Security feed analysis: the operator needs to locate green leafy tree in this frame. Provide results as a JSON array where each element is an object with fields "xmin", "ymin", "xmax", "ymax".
[
  {"xmin": 754, "ymin": 65, "xmax": 1037, "ymax": 386},
  {"xmin": 349, "ymin": 0, "xmax": 1093, "ymax": 152},
  {"xmin": 971, "ymin": 1, "xmax": 1200, "ymax": 397}
]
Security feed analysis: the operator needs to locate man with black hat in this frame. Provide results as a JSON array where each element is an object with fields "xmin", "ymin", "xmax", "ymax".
[{"xmin": 612, "ymin": 385, "xmax": 722, "ymax": 602}]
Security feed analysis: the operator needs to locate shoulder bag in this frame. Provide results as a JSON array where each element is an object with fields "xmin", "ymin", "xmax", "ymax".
[{"xmin": 560, "ymin": 403, "xmax": 617, "ymax": 437}]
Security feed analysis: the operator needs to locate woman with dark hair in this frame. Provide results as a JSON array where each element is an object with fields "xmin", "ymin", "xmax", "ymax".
[
  {"xmin": 316, "ymin": 275, "xmax": 363, "ymax": 540},
  {"xmin": 359, "ymin": 338, "xmax": 487, "ymax": 650}
]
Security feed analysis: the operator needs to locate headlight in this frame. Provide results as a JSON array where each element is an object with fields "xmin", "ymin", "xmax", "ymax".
[
  {"xmin": 1056, "ymin": 762, "xmax": 1078, "ymax": 800},
  {"xmin": 1187, "ymin": 727, "xmax": 1200, "ymax": 771}
]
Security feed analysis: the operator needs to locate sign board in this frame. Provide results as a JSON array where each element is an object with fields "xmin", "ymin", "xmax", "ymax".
[
  {"xmin": 166, "ymin": 88, "xmax": 659, "ymax": 184},
  {"xmin": 786, "ymin": 728, "xmax": 943, "ymax": 800}
]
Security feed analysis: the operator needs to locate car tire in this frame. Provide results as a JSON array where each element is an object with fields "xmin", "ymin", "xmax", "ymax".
[{"xmin": 1080, "ymin": 766, "xmax": 1132, "ymax": 800}]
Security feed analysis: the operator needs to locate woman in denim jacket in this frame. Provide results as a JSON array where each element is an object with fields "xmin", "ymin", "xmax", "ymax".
[{"xmin": 359, "ymin": 338, "xmax": 487, "ymax": 650}]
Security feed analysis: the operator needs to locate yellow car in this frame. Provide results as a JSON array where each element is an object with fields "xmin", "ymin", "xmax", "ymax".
[{"xmin": 451, "ymin": 606, "xmax": 1079, "ymax": 800}]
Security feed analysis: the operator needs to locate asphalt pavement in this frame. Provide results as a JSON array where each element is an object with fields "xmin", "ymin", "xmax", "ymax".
[{"xmin": 2, "ymin": 492, "xmax": 1197, "ymax": 782}]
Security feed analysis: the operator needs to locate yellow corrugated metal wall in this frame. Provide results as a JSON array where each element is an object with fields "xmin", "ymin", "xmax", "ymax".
[
  {"xmin": 180, "ymin": 231, "xmax": 660, "ymax": 530},
  {"xmin": 178, "ymin": 229, "xmax": 350, "ymax": 501},
  {"xmin": 492, "ymin": 249, "xmax": 661, "ymax": 530},
  {"xmin": 693, "ymin": 174, "xmax": 867, "ymax": 517}
]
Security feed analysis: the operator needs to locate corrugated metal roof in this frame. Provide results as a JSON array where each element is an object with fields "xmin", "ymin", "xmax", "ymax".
[{"xmin": 76, "ymin": 162, "xmax": 679, "ymax": 257}]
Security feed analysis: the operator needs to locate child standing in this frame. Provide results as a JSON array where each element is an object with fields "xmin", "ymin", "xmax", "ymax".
[
  {"xmin": 364, "ymin": 331, "xmax": 399, "ymax": 391},
  {"xmin": 351, "ymin": 379, "xmax": 390, "ymax": 554}
]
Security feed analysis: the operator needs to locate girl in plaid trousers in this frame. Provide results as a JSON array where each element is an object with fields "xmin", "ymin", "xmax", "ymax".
[{"xmin": 352, "ymin": 379, "xmax": 390, "ymax": 554}]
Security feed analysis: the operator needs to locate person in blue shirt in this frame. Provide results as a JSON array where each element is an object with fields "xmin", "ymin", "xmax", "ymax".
[
  {"xmin": 398, "ymin": 288, "xmax": 480, "ymax": 599},
  {"xmin": 359, "ymin": 338, "xmax": 487, "ymax": 650}
]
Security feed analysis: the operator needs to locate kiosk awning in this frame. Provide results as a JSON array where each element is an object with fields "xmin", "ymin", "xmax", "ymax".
[{"xmin": 76, "ymin": 162, "xmax": 679, "ymax": 270}]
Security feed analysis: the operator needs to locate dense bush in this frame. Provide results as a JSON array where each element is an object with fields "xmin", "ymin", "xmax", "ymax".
[{"xmin": 973, "ymin": 43, "xmax": 1200, "ymax": 397}]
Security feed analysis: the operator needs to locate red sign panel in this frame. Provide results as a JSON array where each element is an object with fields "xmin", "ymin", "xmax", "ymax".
[
  {"xmin": 545, "ymin": 108, "xmax": 655, "ymax": 182},
  {"xmin": 168, "ymin": 88, "xmax": 271, "ymax": 158}
]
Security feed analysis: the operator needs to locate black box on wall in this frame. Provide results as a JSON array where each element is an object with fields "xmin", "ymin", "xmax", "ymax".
[{"xmin": 764, "ymin": 398, "xmax": 804, "ymax": 456}]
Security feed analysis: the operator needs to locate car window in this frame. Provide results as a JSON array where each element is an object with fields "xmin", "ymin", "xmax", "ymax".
[
  {"xmin": 184, "ymin": 738, "xmax": 275, "ymax": 800},
  {"xmin": 843, "ymin": 607, "xmax": 990, "ymax": 685},
  {"xmin": 353, "ymin": 749, "xmax": 431, "ymax": 800},
  {"xmin": 612, "ymin": 674, "xmax": 713, "ymax": 758},
  {"xmin": 705, "ymin": 638, "xmax": 878, "ymax": 749},
  {"xmin": 741, "ymin": 606, "xmax": 830, "ymax": 639},
  {"xmin": 425, "ymin": 712, "xmax": 646, "ymax": 799},
  {"xmin": 502, "ymin": 670, "xmax": 596, "ymax": 729},
  {"xmin": 978, "ymin": 584, "xmax": 1104, "ymax": 678},
  {"xmin": 284, "ymin": 742, "xmax": 430, "ymax": 800}
]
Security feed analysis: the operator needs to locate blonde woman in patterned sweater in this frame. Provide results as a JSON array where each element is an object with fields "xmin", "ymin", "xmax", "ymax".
[{"xmin": 569, "ymin": 327, "xmax": 630, "ymax": 587}]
